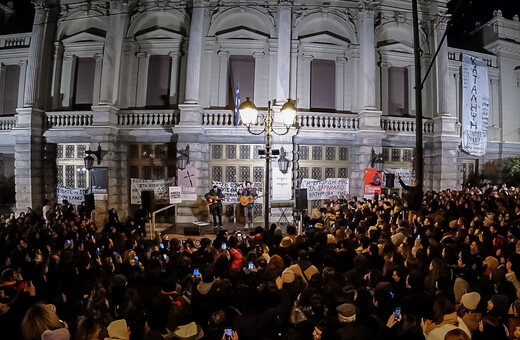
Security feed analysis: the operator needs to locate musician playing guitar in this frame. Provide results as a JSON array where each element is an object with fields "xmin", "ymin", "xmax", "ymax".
[
  {"xmin": 205, "ymin": 185, "xmax": 224, "ymax": 230},
  {"xmin": 238, "ymin": 181, "xmax": 258, "ymax": 230}
]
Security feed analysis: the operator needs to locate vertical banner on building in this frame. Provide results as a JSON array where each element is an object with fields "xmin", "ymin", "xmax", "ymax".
[
  {"xmin": 461, "ymin": 54, "xmax": 489, "ymax": 156},
  {"xmin": 364, "ymin": 168, "xmax": 382, "ymax": 198}
]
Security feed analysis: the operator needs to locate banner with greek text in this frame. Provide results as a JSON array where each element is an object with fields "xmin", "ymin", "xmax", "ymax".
[
  {"xmin": 461, "ymin": 54, "xmax": 489, "ymax": 156},
  {"xmin": 300, "ymin": 178, "xmax": 349, "ymax": 200},
  {"xmin": 131, "ymin": 178, "xmax": 176, "ymax": 205},
  {"xmin": 211, "ymin": 181, "xmax": 263, "ymax": 204},
  {"xmin": 57, "ymin": 186, "xmax": 87, "ymax": 205}
]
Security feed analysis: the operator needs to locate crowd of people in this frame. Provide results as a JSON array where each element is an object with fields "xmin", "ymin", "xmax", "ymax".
[{"xmin": 1, "ymin": 183, "xmax": 520, "ymax": 340}]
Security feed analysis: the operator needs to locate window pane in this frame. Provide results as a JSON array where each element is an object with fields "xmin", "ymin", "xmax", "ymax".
[
  {"xmin": 146, "ymin": 55, "xmax": 171, "ymax": 108},
  {"xmin": 388, "ymin": 67, "xmax": 409, "ymax": 116},
  {"xmin": 2, "ymin": 65, "xmax": 20, "ymax": 115},
  {"xmin": 74, "ymin": 57, "xmax": 95, "ymax": 107},
  {"xmin": 228, "ymin": 56, "xmax": 255, "ymax": 107},
  {"xmin": 310, "ymin": 59, "xmax": 335, "ymax": 111}
]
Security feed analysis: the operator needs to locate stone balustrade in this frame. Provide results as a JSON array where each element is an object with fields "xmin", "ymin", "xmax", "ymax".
[
  {"xmin": 381, "ymin": 116, "xmax": 434, "ymax": 135},
  {"xmin": 0, "ymin": 33, "xmax": 31, "ymax": 48},
  {"xmin": 45, "ymin": 112, "xmax": 93, "ymax": 127},
  {"xmin": 0, "ymin": 116, "xmax": 16, "ymax": 130},
  {"xmin": 202, "ymin": 111, "xmax": 237, "ymax": 126},
  {"xmin": 297, "ymin": 112, "xmax": 359, "ymax": 130},
  {"xmin": 117, "ymin": 111, "xmax": 179, "ymax": 126}
]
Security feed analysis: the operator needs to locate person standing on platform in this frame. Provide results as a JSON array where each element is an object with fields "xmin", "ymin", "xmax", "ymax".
[
  {"xmin": 205, "ymin": 185, "xmax": 224, "ymax": 231},
  {"xmin": 238, "ymin": 181, "xmax": 258, "ymax": 230}
]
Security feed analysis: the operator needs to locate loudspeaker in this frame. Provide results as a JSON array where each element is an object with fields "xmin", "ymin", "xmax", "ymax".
[
  {"xmin": 385, "ymin": 173, "xmax": 395, "ymax": 188},
  {"xmin": 295, "ymin": 188, "xmax": 308, "ymax": 211},
  {"xmin": 184, "ymin": 226, "xmax": 201, "ymax": 236},
  {"xmin": 85, "ymin": 193, "xmax": 95, "ymax": 211},
  {"xmin": 141, "ymin": 190, "xmax": 155, "ymax": 212}
]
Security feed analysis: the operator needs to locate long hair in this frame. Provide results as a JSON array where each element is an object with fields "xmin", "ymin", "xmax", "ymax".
[{"xmin": 21, "ymin": 303, "xmax": 63, "ymax": 340}]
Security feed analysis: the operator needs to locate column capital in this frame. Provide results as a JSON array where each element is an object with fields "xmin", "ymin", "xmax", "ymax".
[
  {"xmin": 301, "ymin": 54, "xmax": 314, "ymax": 62},
  {"xmin": 136, "ymin": 51, "xmax": 148, "ymax": 59},
  {"xmin": 94, "ymin": 53, "xmax": 104, "ymax": 62},
  {"xmin": 217, "ymin": 50, "xmax": 229, "ymax": 58},
  {"xmin": 253, "ymin": 51, "xmax": 265, "ymax": 59},
  {"xmin": 336, "ymin": 56, "xmax": 347, "ymax": 64},
  {"xmin": 169, "ymin": 51, "xmax": 181, "ymax": 59}
]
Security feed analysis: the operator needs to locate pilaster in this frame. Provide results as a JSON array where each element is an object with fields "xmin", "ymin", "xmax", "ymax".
[
  {"xmin": 358, "ymin": 8, "xmax": 377, "ymax": 110},
  {"xmin": 276, "ymin": 2, "xmax": 292, "ymax": 102},
  {"xmin": 135, "ymin": 52, "xmax": 150, "ymax": 108},
  {"xmin": 13, "ymin": 108, "xmax": 45, "ymax": 213},
  {"xmin": 185, "ymin": 1, "xmax": 205, "ymax": 104},
  {"xmin": 169, "ymin": 51, "xmax": 181, "ymax": 106}
]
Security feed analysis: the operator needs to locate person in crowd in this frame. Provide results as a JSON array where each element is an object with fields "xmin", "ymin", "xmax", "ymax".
[{"xmin": 3, "ymin": 183, "xmax": 520, "ymax": 339}]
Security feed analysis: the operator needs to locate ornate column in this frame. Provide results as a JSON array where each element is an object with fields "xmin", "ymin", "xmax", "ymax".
[
  {"xmin": 135, "ymin": 52, "xmax": 149, "ymax": 108},
  {"xmin": 50, "ymin": 42, "xmax": 63, "ymax": 109},
  {"xmin": 17, "ymin": 60, "xmax": 27, "ymax": 108},
  {"xmin": 99, "ymin": 0, "xmax": 129, "ymax": 106},
  {"xmin": 0, "ymin": 64, "xmax": 6, "ymax": 114},
  {"xmin": 335, "ymin": 56, "xmax": 346, "ymax": 111},
  {"xmin": 184, "ymin": 0, "xmax": 204, "ymax": 104},
  {"xmin": 253, "ymin": 51, "xmax": 266, "ymax": 104},
  {"xmin": 435, "ymin": 20, "xmax": 450, "ymax": 117},
  {"xmin": 92, "ymin": 53, "xmax": 103, "ymax": 106},
  {"xmin": 23, "ymin": 1, "xmax": 46, "ymax": 108},
  {"xmin": 358, "ymin": 5, "xmax": 377, "ymax": 110},
  {"xmin": 299, "ymin": 54, "xmax": 313, "ymax": 109},
  {"xmin": 276, "ymin": 1, "xmax": 292, "ymax": 102},
  {"xmin": 217, "ymin": 50, "xmax": 229, "ymax": 107},
  {"xmin": 169, "ymin": 51, "xmax": 181, "ymax": 106},
  {"xmin": 60, "ymin": 54, "xmax": 75, "ymax": 109},
  {"xmin": 380, "ymin": 61, "xmax": 389, "ymax": 114}
]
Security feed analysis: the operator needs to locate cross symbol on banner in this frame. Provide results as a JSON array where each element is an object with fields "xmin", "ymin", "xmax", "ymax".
[{"xmin": 184, "ymin": 171, "xmax": 194, "ymax": 187}]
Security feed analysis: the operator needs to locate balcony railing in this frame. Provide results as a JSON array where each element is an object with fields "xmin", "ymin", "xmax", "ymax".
[
  {"xmin": 0, "ymin": 116, "xmax": 16, "ymax": 130},
  {"xmin": 297, "ymin": 112, "xmax": 359, "ymax": 130},
  {"xmin": 45, "ymin": 112, "xmax": 93, "ymax": 128},
  {"xmin": 381, "ymin": 116, "xmax": 434, "ymax": 135},
  {"xmin": 0, "ymin": 33, "xmax": 31, "ymax": 48},
  {"xmin": 117, "ymin": 110, "xmax": 179, "ymax": 126}
]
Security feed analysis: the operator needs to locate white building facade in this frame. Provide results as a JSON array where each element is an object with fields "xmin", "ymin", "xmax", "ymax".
[{"xmin": 0, "ymin": 0, "xmax": 519, "ymax": 224}]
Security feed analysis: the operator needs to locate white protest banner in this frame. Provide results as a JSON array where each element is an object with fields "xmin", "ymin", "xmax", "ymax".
[
  {"xmin": 272, "ymin": 167, "xmax": 292, "ymax": 200},
  {"xmin": 212, "ymin": 181, "xmax": 263, "ymax": 204},
  {"xmin": 461, "ymin": 54, "xmax": 489, "ymax": 156},
  {"xmin": 300, "ymin": 178, "xmax": 349, "ymax": 200},
  {"xmin": 131, "ymin": 178, "xmax": 176, "ymax": 205},
  {"xmin": 169, "ymin": 186, "xmax": 182, "ymax": 204},
  {"xmin": 384, "ymin": 169, "xmax": 413, "ymax": 189},
  {"xmin": 57, "ymin": 186, "xmax": 87, "ymax": 205}
]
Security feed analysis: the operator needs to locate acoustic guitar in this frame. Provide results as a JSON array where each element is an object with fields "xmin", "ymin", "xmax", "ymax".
[
  {"xmin": 240, "ymin": 195, "xmax": 255, "ymax": 207},
  {"xmin": 206, "ymin": 195, "xmax": 229, "ymax": 206}
]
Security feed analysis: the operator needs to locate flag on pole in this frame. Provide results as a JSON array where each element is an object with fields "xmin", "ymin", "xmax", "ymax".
[{"xmin": 234, "ymin": 84, "xmax": 241, "ymax": 126}]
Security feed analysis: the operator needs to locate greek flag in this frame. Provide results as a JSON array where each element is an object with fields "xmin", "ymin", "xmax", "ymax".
[{"xmin": 234, "ymin": 84, "xmax": 240, "ymax": 126}]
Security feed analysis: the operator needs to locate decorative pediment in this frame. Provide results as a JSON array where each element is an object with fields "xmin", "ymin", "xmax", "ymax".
[
  {"xmin": 377, "ymin": 41, "xmax": 414, "ymax": 54},
  {"xmin": 135, "ymin": 28, "xmax": 184, "ymax": 41},
  {"xmin": 62, "ymin": 31, "xmax": 105, "ymax": 44},
  {"xmin": 299, "ymin": 31, "xmax": 351, "ymax": 46},
  {"xmin": 216, "ymin": 26, "xmax": 269, "ymax": 41}
]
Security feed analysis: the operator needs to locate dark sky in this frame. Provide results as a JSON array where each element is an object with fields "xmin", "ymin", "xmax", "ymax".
[
  {"xmin": 447, "ymin": 0, "xmax": 520, "ymax": 45},
  {"xmin": 2, "ymin": 0, "xmax": 520, "ymax": 46}
]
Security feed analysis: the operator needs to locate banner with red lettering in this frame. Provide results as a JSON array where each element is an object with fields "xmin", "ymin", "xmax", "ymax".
[
  {"xmin": 364, "ymin": 168, "xmax": 382, "ymax": 198},
  {"xmin": 300, "ymin": 178, "xmax": 349, "ymax": 200},
  {"xmin": 461, "ymin": 54, "xmax": 489, "ymax": 156}
]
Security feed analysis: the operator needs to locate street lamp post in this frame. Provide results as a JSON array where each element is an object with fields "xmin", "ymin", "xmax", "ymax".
[{"xmin": 239, "ymin": 98, "xmax": 297, "ymax": 228}]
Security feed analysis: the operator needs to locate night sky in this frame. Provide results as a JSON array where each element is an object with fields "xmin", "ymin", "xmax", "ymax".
[{"xmin": 1, "ymin": 0, "xmax": 520, "ymax": 49}]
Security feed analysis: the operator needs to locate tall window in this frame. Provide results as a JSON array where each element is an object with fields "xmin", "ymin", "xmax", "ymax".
[
  {"xmin": 310, "ymin": 59, "xmax": 335, "ymax": 111},
  {"xmin": 228, "ymin": 55, "xmax": 254, "ymax": 108},
  {"xmin": 388, "ymin": 67, "xmax": 409, "ymax": 116},
  {"xmin": 74, "ymin": 58, "xmax": 95, "ymax": 109},
  {"xmin": 56, "ymin": 144, "xmax": 88, "ymax": 188},
  {"xmin": 2, "ymin": 65, "xmax": 20, "ymax": 115},
  {"xmin": 146, "ymin": 55, "xmax": 171, "ymax": 108}
]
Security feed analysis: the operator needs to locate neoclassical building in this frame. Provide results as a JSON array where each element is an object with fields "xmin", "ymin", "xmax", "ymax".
[{"xmin": 0, "ymin": 0, "xmax": 519, "ymax": 224}]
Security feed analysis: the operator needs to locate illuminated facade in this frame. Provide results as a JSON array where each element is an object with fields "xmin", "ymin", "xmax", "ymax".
[{"xmin": 0, "ymin": 0, "xmax": 519, "ymax": 223}]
